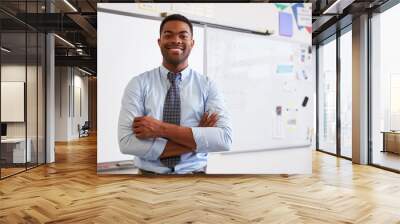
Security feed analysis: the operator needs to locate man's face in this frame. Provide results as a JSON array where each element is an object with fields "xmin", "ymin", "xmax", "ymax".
[{"xmin": 158, "ymin": 20, "xmax": 194, "ymax": 66}]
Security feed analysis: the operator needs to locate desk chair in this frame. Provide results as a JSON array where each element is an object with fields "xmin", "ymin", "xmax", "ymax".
[{"xmin": 78, "ymin": 121, "xmax": 90, "ymax": 138}]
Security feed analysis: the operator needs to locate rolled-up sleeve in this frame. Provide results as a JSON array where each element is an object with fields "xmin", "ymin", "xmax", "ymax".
[
  {"xmin": 118, "ymin": 77, "xmax": 167, "ymax": 160},
  {"xmin": 191, "ymin": 79, "xmax": 232, "ymax": 153}
]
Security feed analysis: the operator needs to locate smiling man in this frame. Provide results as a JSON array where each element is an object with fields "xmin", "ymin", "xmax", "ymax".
[{"xmin": 118, "ymin": 14, "xmax": 232, "ymax": 174}]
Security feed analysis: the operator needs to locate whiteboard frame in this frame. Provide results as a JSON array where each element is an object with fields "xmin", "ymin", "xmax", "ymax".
[
  {"xmin": 97, "ymin": 5, "xmax": 313, "ymax": 164},
  {"xmin": 97, "ymin": 7, "xmax": 273, "ymax": 37}
]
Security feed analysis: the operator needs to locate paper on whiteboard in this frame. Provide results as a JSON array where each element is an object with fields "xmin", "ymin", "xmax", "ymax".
[
  {"xmin": 297, "ymin": 7, "xmax": 311, "ymax": 27},
  {"xmin": 272, "ymin": 115, "xmax": 284, "ymax": 139}
]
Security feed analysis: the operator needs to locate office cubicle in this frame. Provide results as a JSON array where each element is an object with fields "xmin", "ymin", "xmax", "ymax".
[{"xmin": 0, "ymin": 1, "xmax": 46, "ymax": 179}]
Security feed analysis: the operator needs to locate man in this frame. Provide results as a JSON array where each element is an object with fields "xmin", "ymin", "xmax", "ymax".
[{"xmin": 118, "ymin": 14, "xmax": 232, "ymax": 174}]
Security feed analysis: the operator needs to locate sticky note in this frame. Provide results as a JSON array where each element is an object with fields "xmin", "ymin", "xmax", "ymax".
[{"xmin": 279, "ymin": 12, "xmax": 293, "ymax": 37}]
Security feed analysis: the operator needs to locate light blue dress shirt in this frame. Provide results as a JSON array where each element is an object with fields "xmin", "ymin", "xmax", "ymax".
[{"xmin": 118, "ymin": 65, "xmax": 232, "ymax": 174}]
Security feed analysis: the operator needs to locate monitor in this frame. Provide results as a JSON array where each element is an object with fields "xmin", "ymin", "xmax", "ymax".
[{"xmin": 1, "ymin": 123, "xmax": 7, "ymax": 137}]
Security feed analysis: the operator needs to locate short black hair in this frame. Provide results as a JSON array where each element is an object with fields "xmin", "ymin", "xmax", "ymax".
[{"xmin": 159, "ymin": 14, "xmax": 193, "ymax": 36}]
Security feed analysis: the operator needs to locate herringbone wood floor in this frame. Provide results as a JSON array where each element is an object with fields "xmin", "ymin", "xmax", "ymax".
[{"xmin": 1, "ymin": 134, "xmax": 400, "ymax": 224}]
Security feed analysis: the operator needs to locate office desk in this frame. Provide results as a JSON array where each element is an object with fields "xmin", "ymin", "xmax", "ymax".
[
  {"xmin": 1, "ymin": 138, "xmax": 32, "ymax": 164},
  {"xmin": 382, "ymin": 131, "xmax": 400, "ymax": 154}
]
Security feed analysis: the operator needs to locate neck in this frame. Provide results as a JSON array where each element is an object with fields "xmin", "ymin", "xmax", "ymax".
[{"xmin": 162, "ymin": 61, "xmax": 188, "ymax": 74}]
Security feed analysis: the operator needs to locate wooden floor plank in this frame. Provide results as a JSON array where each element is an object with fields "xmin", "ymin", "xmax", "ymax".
[{"xmin": 1, "ymin": 134, "xmax": 400, "ymax": 223}]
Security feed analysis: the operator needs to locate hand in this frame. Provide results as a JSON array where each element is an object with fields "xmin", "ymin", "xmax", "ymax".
[
  {"xmin": 199, "ymin": 112, "xmax": 218, "ymax": 127},
  {"xmin": 133, "ymin": 116, "xmax": 164, "ymax": 139}
]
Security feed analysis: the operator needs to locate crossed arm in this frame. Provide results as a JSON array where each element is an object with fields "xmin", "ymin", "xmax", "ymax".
[
  {"xmin": 133, "ymin": 113, "xmax": 218, "ymax": 158},
  {"xmin": 118, "ymin": 77, "xmax": 232, "ymax": 160}
]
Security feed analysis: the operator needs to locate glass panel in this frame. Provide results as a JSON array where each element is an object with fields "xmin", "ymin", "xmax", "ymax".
[
  {"xmin": 371, "ymin": 4, "xmax": 400, "ymax": 171},
  {"xmin": 1, "ymin": 30, "xmax": 27, "ymax": 177},
  {"xmin": 27, "ymin": 31, "xmax": 38, "ymax": 169},
  {"xmin": 0, "ymin": 1, "xmax": 46, "ymax": 178},
  {"xmin": 340, "ymin": 29, "xmax": 352, "ymax": 158},
  {"xmin": 318, "ymin": 38, "xmax": 337, "ymax": 154}
]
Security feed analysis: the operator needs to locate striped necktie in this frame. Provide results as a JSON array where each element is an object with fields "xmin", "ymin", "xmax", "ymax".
[{"xmin": 160, "ymin": 72, "xmax": 182, "ymax": 171}]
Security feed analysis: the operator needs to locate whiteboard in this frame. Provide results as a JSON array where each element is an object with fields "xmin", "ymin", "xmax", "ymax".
[
  {"xmin": 97, "ymin": 9, "xmax": 204, "ymax": 163},
  {"xmin": 97, "ymin": 4, "xmax": 313, "ymax": 166},
  {"xmin": 206, "ymin": 27, "xmax": 314, "ymax": 152},
  {"xmin": 1, "ymin": 82, "xmax": 25, "ymax": 122}
]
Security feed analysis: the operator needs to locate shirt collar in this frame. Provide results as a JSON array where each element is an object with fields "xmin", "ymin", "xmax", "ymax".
[{"xmin": 159, "ymin": 64, "xmax": 190, "ymax": 81}]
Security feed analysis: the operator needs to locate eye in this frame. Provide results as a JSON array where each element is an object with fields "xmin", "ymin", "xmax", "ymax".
[
  {"xmin": 180, "ymin": 34, "xmax": 189, "ymax": 40},
  {"xmin": 163, "ymin": 33, "xmax": 172, "ymax": 39}
]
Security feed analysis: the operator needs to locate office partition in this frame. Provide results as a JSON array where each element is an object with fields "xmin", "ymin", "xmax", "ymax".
[{"xmin": 0, "ymin": 2, "xmax": 47, "ymax": 179}]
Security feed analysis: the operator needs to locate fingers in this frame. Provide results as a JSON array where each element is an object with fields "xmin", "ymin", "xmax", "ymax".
[
  {"xmin": 133, "ymin": 126, "xmax": 142, "ymax": 134},
  {"xmin": 133, "ymin": 116, "xmax": 149, "ymax": 128},
  {"xmin": 133, "ymin": 117, "xmax": 143, "ymax": 129},
  {"xmin": 199, "ymin": 112, "xmax": 218, "ymax": 127},
  {"xmin": 205, "ymin": 113, "xmax": 218, "ymax": 127},
  {"xmin": 133, "ymin": 127, "xmax": 148, "ymax": 139},
  {"xmin": 199, "ymin": 112, "xmax": 209, "ymax": 127},
  {"xmin": 203, "ymin": 114, "xmax": 212, "ymax": 126},
  {"xmin": 209, "ymin": 113, "xmax": 218, "ymax": 127}
]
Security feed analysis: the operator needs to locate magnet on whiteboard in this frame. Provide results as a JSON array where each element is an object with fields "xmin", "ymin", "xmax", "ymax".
[
  {"xmin": 302, "ymin": 96, "xmax": 309, "ymax": 107},
  {"xmin": 276, "ymin": 106, "xmax": 282, "ymax": 116}
]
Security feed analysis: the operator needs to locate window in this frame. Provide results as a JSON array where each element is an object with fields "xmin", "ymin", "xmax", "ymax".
[
  {"xmin": 371, "ymin": 3, "xmax": 400, "ymax": 171},
  {"xmin": 340, "ymin": 29, "xmax": 352, "ymax": 158},
  {"xmin": 318, "ymin": 37, "xmax": 337, "ymax": 154}
]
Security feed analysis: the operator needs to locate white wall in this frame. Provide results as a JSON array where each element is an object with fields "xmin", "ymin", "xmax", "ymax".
[
  {"xmin": 55, "ymin": 67, "xmax": 69, "ymax": 141},
  {"xmin": 72, "ymin": 73, "xmax": 89, "ymax": 138},
  {"xmin": 55, "ymin": 67, "xmax": 89, "ymax": 141}
]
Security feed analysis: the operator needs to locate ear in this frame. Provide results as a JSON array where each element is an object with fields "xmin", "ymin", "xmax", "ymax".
[
  {"xmin": 157, "ymin": 38, "xmax": 161, "ymax": 47},
  {"xmin": 191, "ymin": 39, "xmax": 195, "ymax": 48}
]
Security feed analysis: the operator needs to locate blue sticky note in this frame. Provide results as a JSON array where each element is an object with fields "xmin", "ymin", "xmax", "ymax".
[
  {"xmin": 291, "ymin": 3, "xmax": 305, "ymax": 30},
  {"xmin": 276, "ymin": 64, "xmax": 293, "ymax": 74},
  {"xmin": 279, "ymin": 12, "xmax": 293, "ymax": 37}
]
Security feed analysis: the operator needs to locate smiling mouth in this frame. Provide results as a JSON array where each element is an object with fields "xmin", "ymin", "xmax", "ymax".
[{"xmin": 166, "ymin": 46, "xmax": 184, "ymax": 53}]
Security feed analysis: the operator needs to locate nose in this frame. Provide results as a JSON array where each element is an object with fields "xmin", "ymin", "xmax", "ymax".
[{"xmin": 170, "ymin": 34, "xmax": 182, "ymax": 44}]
